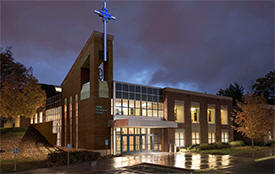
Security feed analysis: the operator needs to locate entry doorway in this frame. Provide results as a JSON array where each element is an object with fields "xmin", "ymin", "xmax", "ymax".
[{"xmin": 116, "ymin": 128, "xmax": 160, "ymax": 154}]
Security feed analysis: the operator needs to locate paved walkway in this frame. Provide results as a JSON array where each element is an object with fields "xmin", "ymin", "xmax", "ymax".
[{"xmin": 13, "ymin": 149, "xmax": 275, "ymax": 174}]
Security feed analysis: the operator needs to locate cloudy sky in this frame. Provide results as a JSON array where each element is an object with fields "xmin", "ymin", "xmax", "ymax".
[{"xmin": 1, "ymin": 1, "xmax": 274, "ymax": 94}]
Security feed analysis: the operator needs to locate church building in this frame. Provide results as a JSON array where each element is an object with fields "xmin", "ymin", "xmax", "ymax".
[{"xmin": 61, "ymin": 31, "xmax": 233, "ymax": 154}]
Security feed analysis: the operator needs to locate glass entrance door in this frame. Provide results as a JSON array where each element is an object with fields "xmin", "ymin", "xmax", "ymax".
[
  {"xmin": 122, "ymin": 135, "xmax": 128, "ymax": 153},
  {"xmin": 141, "ymin": 135, "xmax": 146, "ymax": 151},
  {"xmin": 115, "ymin": 128, "xmax": 160, "ymax": 154}
]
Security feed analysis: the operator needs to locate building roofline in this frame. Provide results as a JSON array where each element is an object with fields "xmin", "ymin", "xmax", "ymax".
[
  {"xmin": 62, "ymin": 31, "xmax": 114, "ymax": 86},
  {"xmin": 113, "ymin": 80, "xmax": 232, "ymax": 101},
  {"xmin": 164, "ymin": 87, "xmax": 233, "ymax": 101},
  {"xmin": 113, "ymin": 80, "xmax": 162, "ymax": 89}
]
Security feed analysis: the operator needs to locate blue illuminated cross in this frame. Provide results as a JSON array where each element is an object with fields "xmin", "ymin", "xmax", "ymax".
[{"xmin": 94, "ymin": 2, "xmax": 116, "ymax": 62}]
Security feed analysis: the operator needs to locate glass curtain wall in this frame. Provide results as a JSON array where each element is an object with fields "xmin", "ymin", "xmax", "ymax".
[{"xmin": 114, "ymin": 82, "xmax": 164, "ymax": 118}]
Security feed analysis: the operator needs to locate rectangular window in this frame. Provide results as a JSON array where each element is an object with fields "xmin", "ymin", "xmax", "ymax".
[
  {"xmin": 75, "ymin": 94, "xmax": 79, "ymax": 149},
  {"xmin": 122, "ymin": 107, "xmax": 128, "ymax": 116},
  {"xmin": 174, "ymin": 101, "xmax": 184, "ymax": 122},
  {"xmin": 191, "ymin": 102, "xmax": 200, "ymax": 123},
  {"xmin": 175, "ymin": 129, "xmax": 185, "ymax": 147},
  {"xmin": 208, "ymin": 132, "xmax": 215, "ymax": 144},
  {"xmin": 221, "ymin": 105, "xmax": 228, "ymax": 125},
  {"xmin": 153, "ymin": 110, "xmax": 158, "ymax": 117},
  {"xmin": 135, "ymin": 101, "xmax": 141, "ymax": 108},
  {"xmin": 111, "ymin": 99, "xmax": 113, "ymax": 115},
  {"xmin": 64, "ymin": 98, "xmax": 67, "ymax": 145},
  {"xmin": 69, "ymin": 96, "xmax": 72, "ymax": 146},
  {"xmin": 39, "ymin": 112, "xmax": 43, "ymax": 123},
  {"xmin": 207, "ymin": 104, "xmax": 215, "ymax": 124},
  {"xmin": 115, "ymin": 99, "xmax": 122, "ymax": 115},
  {"xmin": 192, "ymin": 132, "xmax": 200, "ymax": 145},
  {"xmin": 129, "ymin": 100, "xmax": 134, "ymax": 116},
  {"xmin": 147, "ymin": 109, "xmax": 152, "ymax": 116},
  {"xmin": 135, "ymin": 108, "xmax": 141, "ymax": 116},
  {"xmin": 30, "ymin": 117, "xmax": 33, "ymax": 124},
  {"xmin": 221, "ymin": 131, "xmax": 229, "ymax": 143},
  {"xmin": 35, "ymin": 113, "xmax": 38, "ymax": 124}
]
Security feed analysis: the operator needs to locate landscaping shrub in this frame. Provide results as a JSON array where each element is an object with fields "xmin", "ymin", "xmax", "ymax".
[
  {"xmin": 229, "ymin": 141, "xmax": 245, "ymax": 147},
  {"xmin": 48, "ymin": 150, "xmax": 100, "ymax": 165},
  {"xmin": 198, "ymin": 143, "xmax": 218, "ymax": 150},
  {"xmin": 187, "ymin": 144, "xmax": 200, "ymax": 151},
  {"xmin": 216, "ymin": 142, "xmax": 230, "ymax": 149}
]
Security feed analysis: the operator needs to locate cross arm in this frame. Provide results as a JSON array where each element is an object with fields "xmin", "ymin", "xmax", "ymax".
[
  {"xmin": 110, "ymin": 16, "xmax": 116, "ymax": 20},
  {"xmin": 94, "ymin": 10, "xmax": 103, "ymax": 17}
]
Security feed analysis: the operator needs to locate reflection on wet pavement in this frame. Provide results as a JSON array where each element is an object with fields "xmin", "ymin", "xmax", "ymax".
[
  {"xmin": 15, "ymin": 150, "xmax": 274, "ymax": 174},
  {"xmin": 111, "ymin": 152, "xmax": 233, "ymax": 170}
]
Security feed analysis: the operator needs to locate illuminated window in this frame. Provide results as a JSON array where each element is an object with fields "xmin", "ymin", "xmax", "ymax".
[
  {"xmin": 129, "ymin": 100, "xmax": 135, "ymax": 116},
  {"xmin": 192, "ymin": 132, "xmax": 200, "ymax": 145},
  {"xmin": 75, "ymin": 94, "xmax": 79, "ymax": 148},
  {"xmin": 221, "ymin": 131, "xmax": 229, "ymax": 143},
  {"xmin": 64, "ymin": 98, "xmax": 67, "ymax": 145},
  {"xmin": 208, "ymin": 132, "xmax": 215, "ymax": 144},
  {"xmin": 30, "ymin": 117, "xmax": 33, "ymax": 124},
  {"xmin": 111, "ymin": 99, "xmax": 113, "ymax": 115},
  {"xmin": 221, "ymin": 105, "xmax": 228, "ymax": 125},
  {"xmin": 122, "ymin": 107, "xmax": 128, "ymax": 115},
  {"xmin": 115, "ymin": 99, "xmax": 122, "ymax": 115},
  {"xmin": 207, "ymin": 104, "xmax": 215, "ymax": 124},
  {"xmin": 191, "ymin": 102, "xmax": 200, "ymax": 123},
  {"xmin": 39, "ymin": 112, "xmax": 43, "ymax": 123},
  {"xmin": 174, "ymin": 101, "xmax": 184, "ymax": 122},
  {"xmin": 175, "ymin": 129, "xmax": 185, "ymax": 147},
  {"xmin": 35, "ymin": 113, "xmax": 38, "ymax": 124},
  {"xmin": 142, "ymin": 101, "xmax": 147, "ymax": 116},
  {"xmin": 69, "ymin": 96, "xmax": 72, "ymax": 146}
]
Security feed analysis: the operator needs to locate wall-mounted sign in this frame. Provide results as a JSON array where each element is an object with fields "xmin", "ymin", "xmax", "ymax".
[
  {"xmin": 13, "ymin": 148, "xmax": 18, "ymax": 155},
  {"xmin": 96, "ymin": 105, "xmax": 107, "ymax": 114},
  {"xmin": 105, "ymin": 139, "xmax": 109, "ymax": 146}
]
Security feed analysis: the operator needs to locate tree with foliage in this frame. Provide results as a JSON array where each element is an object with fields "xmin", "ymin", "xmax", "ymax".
[
  {"xmin": 0, "ymin": 48, "xmax": 46, "ymax": 119},
  {"xmin": 217, "ymin": 83, "xmax": 245, "ymax": 141},
  {"xmin": 217, "ymin": 83, "xmax": 244, "ymax": 106},
  {"xmin": 252, "ymin": 70, "xmax": 275, "ymax": 105},
  {"xmin": 233, "ymin": 94, "xmax": 272, "ymax": 147}
]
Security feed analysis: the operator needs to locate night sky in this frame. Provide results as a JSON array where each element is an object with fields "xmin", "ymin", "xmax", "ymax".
[{"xmin": 1, "ymin": 1, "xmax": 274, "ymax": 94}]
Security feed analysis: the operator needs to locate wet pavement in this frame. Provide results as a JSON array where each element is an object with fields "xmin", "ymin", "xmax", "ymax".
[{"xmin": 12, "ymin": 149, "xmax": 275, "ymax": 174}]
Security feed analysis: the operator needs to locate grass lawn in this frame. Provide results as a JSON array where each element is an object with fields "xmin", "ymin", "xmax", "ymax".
[
  {"xmin": 0, "ymin": 158, "xmax": 49, "ymax": 173},
  {"xmin": 198, "ymin": 146, "xmax": 272, "ymax": 155}
]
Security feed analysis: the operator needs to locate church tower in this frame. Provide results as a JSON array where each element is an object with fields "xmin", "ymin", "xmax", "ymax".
[{"xmin": 61, "ymin": 31, "xmax": 114, "ymax": 151}]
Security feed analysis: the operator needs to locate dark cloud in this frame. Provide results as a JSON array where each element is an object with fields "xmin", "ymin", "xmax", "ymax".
[{"xmin": 1, "ymin": 1, "xmax": 274, "ymax": 93}]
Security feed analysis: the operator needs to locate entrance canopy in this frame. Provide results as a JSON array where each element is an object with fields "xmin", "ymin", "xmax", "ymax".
[{"xmin": 112, "ymin": 115, "xmax": 177, "ymax": 128}]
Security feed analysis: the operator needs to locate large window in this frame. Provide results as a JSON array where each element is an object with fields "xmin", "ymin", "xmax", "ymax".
[
  {"xmin": 114, "ymin": 82, "xmax": 164, "ymax": 118},
  {"xmin": 208, "ymin": 132, "xmax": 215, "ymax": 144},
  {"xmin": 114, "ymin": 98, "xmax": 163, "ymax": 118},
  {"xmin": 192, "ymin": 132, "xmax": 200, "ymax": 145},
  {"xmin": 221, "ymin": 131, "xmax": 229, "ymax": 143},
  {"xmin": 39, "ymin": 112, "xmax": 43, "ymax": 123},
  {"xmin": 30, "ymin": 117, "xmax": 33, "ymax": 124},
  {"xmin": 174, "ymin": 101, "xmax": 184, "ymax": 122},
  {"xmin": 191, "ymin": 102, "xmax": 200, "ymax": 123},
  {"xmin": 75, "ymin": 94, "xmax": 79, "ymax": 148},
  {"xmin": 46, "ymin": 107, "xmax": 62, "ymax": 134},
  {"xmin": 221, "ymin": 105, "xmax": 228, "ymax": 125},
  {"xmin": 35, "ymin": 113, "xmax": 38, "ymax": 124},
  {"xmin": 64, "ymin": 98, "xmax": 67, "ymax": 145},
  {"xmin": 175, "ymin": 129, "xmax": 185, "ymax": 147},
  {"xmin": 69, "ymin": 96, "xmax": 72, "ymax": 146},
  {"xmin": 207, "ymin": 104, "xmax": 215, "ymax": 124}
]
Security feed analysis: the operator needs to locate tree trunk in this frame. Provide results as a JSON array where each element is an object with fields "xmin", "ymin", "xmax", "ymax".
[{"xmin": 251, "ymin": 138, "xmax": 254, "ymax": 148}]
